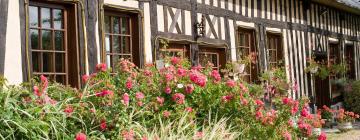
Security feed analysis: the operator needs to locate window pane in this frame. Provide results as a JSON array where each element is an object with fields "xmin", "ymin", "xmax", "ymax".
[
  {"xmin": 42, "ymin": 30, "xmax": 52, "ymax": 50},
  {"xmin": 53, "ymin": 9, "xmax": 63, "ymax": 29},
  {"xmin": 29, "ymin": 6, "xmax": 38, "ymax": 27},
  {"xmin": 55, "ymin": 53, "xmax": 65, "ymax": 72},
  {"xmin": 41, "ymin": 8, "xmax": 51, "ymax": 28},
  {"xmin": 32, "ymin": 52, "xmax": 41, "ymax": 72},
  {"xmin": 43, "ymin": 53, "xmax": 54, "ymax": 72},
  {"xmin": 30, "ymin": 29, "xmax": 39, "ymax": 49},
  {"xmin": 211, "ymin": 54, "xmax": 218, "ymax": 67},
  {"xmin": 105, "ymin": 35, "xmax": 111, "ymax": 52},
  {"xmin": 121, "ymin": 37, "xmax": 131, "ymax": 54},
  {"xmin": 55, "ymin": 75, "xmax": 66, "ymax": 85},
  {"xmin": 121, "ymin": 17, "xmax": 129, "ymax": 34},
  {"xmin": 113, "ymin": 17, "xmax": 120, "ymax": 34},
  {"xmin": 113, "ymin": 36, "xmax": 119, "ymax": 53},
  {"xmin": 105, "ymin": 16, "xmax": 110, "ymax": 33},
  {"xmin": 55, "ymin": 31, "xmax": 64, "ymax": 51}
]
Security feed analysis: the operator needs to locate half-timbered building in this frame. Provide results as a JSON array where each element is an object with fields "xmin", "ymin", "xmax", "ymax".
[{"xmin": 0, "ymin": 0, "xmax": 360, "ymax": 108}]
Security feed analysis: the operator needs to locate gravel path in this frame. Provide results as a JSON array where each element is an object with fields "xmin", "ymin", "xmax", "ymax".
[{"xmin": 327, "ymin": 130, "xmax": 360, "ymax": 140}]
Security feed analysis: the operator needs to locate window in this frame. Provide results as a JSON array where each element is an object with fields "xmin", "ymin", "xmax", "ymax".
[
  {"xmin": 104, "ymin": 11, "xmax": 139, "ymax": 70},
  {"xmin": 266, "ymin": 33, "xmax": 283, "ymax": 69},
  {"xmin": 198, "ymin": 46, "xmax": 226, "ymax": 70},
  {"xmin": 345, "ymin": 45, "xmax": 355, "ymax": 79},
  {"xmin": 329, "ymin": 43, "xmax": 341, "ymax": 78},
  {"xmin": 29, "ymin": 2, "xmax": 79, "ymax": 87},
  {"xmin": 236, "ymin": 28, "xmax": 258, "ymax": 83},
  {"xmin": 159, "ymin": 43, "xmax": 190, "ymax": 59}
]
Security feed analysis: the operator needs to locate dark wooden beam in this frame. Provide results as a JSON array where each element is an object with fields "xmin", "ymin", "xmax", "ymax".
[
  {"xmin": 19, "ymin": 0, "xmax": 29, "ymax": 82},
  {"xmin": 0, "ymin": 0, "xmax": 9, "ymax": 76},
  {"xmin": 149, "ymin": 0, "xmax": 158, "ymax": 61},
  {"xmin": 84, "ymin": 0, "xmax": 98, "ymax": 74}
]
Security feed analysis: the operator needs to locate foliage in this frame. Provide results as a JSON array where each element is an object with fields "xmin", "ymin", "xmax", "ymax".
[
  {"xmin": 0, "ymin": 57, "xmax": 332, "ymax": 140},
  {"xmin": 344, "ymin": 80, "xmax": 360, "ymax": 115},
  {"xmin": 335, "ymin": 109, "xmax": 359, "ymax": 123},
  {"xmin": 318, "ymin": 105, "xmax": 334, "ymax": 120}
]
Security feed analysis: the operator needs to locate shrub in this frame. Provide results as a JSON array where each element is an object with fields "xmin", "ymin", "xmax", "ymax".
[
  {"xmin": 0, "ymin": 57, "xmax": 331, "ymax": 139},
  {"xmin": 344, "ymin": 80, "xmax": 360, "ymax": 114}
]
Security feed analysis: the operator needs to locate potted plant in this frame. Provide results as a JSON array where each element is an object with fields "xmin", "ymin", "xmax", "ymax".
[
  {"xmin": 311, "ymin": 114, "xmax": 325, "ymax": 136},
  {"xmin": 319, "ymin": 105, "xmax": 334, "ymax": 128},
  {"xmin": 233, "ymin": 53, "xmax": 256, "ymax": 74},
  {"xmin": 305, "ymin": 58, "xmax": 320, "ymax": 74},
  {"xmin": 336, "ymin": 108, "xmax": 359, "ymax": 132}
]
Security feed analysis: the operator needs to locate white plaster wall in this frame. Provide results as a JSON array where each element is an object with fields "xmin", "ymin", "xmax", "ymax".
[
  {"xmin": 236, "ymin": 21, "xmax": 255, "ymax": 28},
  {"xmin": 143, "ymin": 3, "xmax": 152, "ymax": 63},
  {"xmin": 157, "ymin": 5, "xmax": 164, "ymax": 32},
  {"xmin": 104, "ymin": 0, "xmax": 139, "ymax": 8},
  {"xmin": 228, "ymin": 19, "xmax": 236, "ymax": 62},
  {"xmin": 95, "ymin": 21, "xmax": 101, "ymax": 64},
  {"xmin": 4, "ymin": 0, "xmax": 23, "ymax": 85},
  {"xmin": 185, "ymin": 10, "xmax": 192, "ymax": 36}
]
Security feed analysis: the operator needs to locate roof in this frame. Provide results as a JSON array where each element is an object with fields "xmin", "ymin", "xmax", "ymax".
[
  {"xmin": 314, "ymin": 0, "xmax": 360, "ymax": 15},
  {"xmin": 336, "ymin": 0, "xmax": 360, "ymax": 10}
]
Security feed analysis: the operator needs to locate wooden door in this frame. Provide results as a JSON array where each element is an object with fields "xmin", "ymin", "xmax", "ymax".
[
  {"xmin": 345, "ymin": 44, "xmax": 355, "ymax": 79},
  {"xmin": 314, "ymin": 55, "xmax": 331, "ymax": 107}
]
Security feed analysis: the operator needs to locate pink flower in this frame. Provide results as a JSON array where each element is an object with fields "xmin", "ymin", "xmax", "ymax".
[
  {"xmin": 291, "ymin": 101, "xmax": 299, "ymax": 115},
  {"xmin": 164, "ymin": 87, "xmax": 172, "ymax": 94},
  {"xmin": 171, "ymin": 57, "xmax": 181, "ymax": 65},
  {"xmin": 122, "ymin": 93, "xmax": 130, "ymax": 106},
  {"xmin": 172, "ymin": 93, "xmax": 185, "ymax": 104},
  {"xmin": 210, "ymin": 70, "xmax": 221, "ymax": 82},
  {"xmin": 75, "ymin": 132, "xmax": 87, "ymax": 140},
  {"xmin": 82, "ymin": 75, "xmax": 90, "ymax": 83},
  {"xmin": 163, "ymin": 111, "xmax": 171, "ymax": 118},
  {"xmin": 40, "ymin": 75, "xmax": 48, "ymax": 89},
  {"xmin": 96, "ymin": 90, "xmax": 113, "ymax": 97},
  {"xmin": 100, "ymin": 119, "xmax": 107, "ymax": 131},
  {"xmin": 318, "ymin": 132, "xmax": 327, "ymax": 140},
  {"xmin": 165, "ymin": 73, "xmax": 174, "ymax": 82},
  {"xmin": 288, "ymin": 119, "xmax": 294, "ymax": 127},
  {"xmin": 33, "ymin": 86, "xmax": 41, "ymax": 96},
  {"xmin": 282, "ymin": 97, "xmax": 293, "ymax": 105},
  {"xmin": 226, "ymin": 80, "xmax": 236, "ymax": 87},
  {"xmin": 256, "ymin": 111, "xmax": 263, "ymax": 119},
  {"xmin": 239, "ymin": 83, "xmax": 248, "ymax": 92},
  {"xmin": 156, "ymin": 97, "xmax": 165, "ymax": 106},
  {"xmin": 64, "ymin": 105, "xmax": 74, "ymax": 115},
  {"xmin": 222, "ymin": 95, "xmax": 233, "ymax": 103},
  {"xmin": 96, "ymin": 63, "xmax": 107, "ymax": 72},
  {"xmin": 195, "ymin": 131, "xmax": 204, "ymax": 139},
  {"xmin": 293, "ymin": 82, "xmax": 299, "ymax": 93},
  {"xmin": 255, "ymin": 99, "xmax": 264, "ymax": 106},
  {"xmin": 122, "ymin": 130, "xmax": 135, "ymax": 140},
  {"xmin": 241, "ymin": 98, "xmax": 249, "ymax": 105},
  {"xmin": 282, "ymin": 131, "xmax": 292, "ymax": 140},
  {"xmin": 185, "ymin": 84, "xmax": 194, "ymax": 94},
  {"xmin": 189, "ymin": 71, "xmax": 207, "ymax": 87},
  {"xmin": 177, "ymin": 68, "xmax": 187, "ymax": 77},
  {"xmin": 135, "ymin": 92, "xmax": 145, "ymax": 100},
  {"xmin": 185, "ymin": 107, "xmax": 193, "ymax": 113},
  {"xmin": 126, "ymin": 79, "xmax": 133, "ymax": 89},
  {"xmin": 301, "ymin": 108, "xmax": 309, "ymax": 117},
  {"xmin": 137, "ymin": 101, "xmax": 143, "ymax": 106}
]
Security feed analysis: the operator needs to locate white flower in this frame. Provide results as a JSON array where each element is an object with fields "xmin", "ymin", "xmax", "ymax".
[{"xmin": 177, "ymin": 84, "xmax": 184, "ymax": 89}]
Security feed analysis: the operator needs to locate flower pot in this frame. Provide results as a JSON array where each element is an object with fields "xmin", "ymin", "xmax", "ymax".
[
  {"xmin": 312, "ymin": 128, "xmax": 322, "ymax": 136},
  {"xmin": 337, "ymin": 122, "xmax": 353, "ymax": 132}
]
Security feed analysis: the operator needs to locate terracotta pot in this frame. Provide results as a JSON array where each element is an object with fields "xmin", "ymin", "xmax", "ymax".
[
  {"xmin": 337, "ymin": 122, "xmax": 353, "ymax": 132},
  {"xmin": 312, "ymin": 128, "xmax": 322, "ymax": 136}
]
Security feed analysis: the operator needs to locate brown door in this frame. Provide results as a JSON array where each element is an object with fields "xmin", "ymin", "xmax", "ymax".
[
  {"xmin": 198, "ymin": 46, "xmax": 226, "ymax": 70},
  {"xmin": 345, "ymin": 44, "xmax": 355, "ymax": 79},
  {"xmin": 314, "ymin": 54, "xmax": 331, "ymax": 107}
]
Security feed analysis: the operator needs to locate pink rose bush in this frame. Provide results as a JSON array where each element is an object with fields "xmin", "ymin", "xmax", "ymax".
[{"xmin": 0, "ymin": 57, "xmax": 336, "ymax": 140}]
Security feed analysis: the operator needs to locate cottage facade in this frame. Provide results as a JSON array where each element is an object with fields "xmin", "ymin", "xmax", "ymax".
[{"xmin": 0, "ymin": 0, "xmax": 360, "ymax": 107}]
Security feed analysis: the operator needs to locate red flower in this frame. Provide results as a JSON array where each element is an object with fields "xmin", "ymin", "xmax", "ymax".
[
  {"xmin": 137, "ymin": 101, "xmax": 143, "ymax": 106},
  {"xmin": 189, "ymin": 71, "xmax": 207, "ymax": 87},
  {"xmin": 163, "ymin": 111, "xmax": 171, "ymax": 118},
  {"xmin": 96, "ymin": 90, "xmax": 113, "ymax": 97},
  {"xmin": 135, "ymin": 92, "xmax": 145, "ymax": 100},
  {"xmin": 165, "ymin": 73, "xmax": 174, "ymax": 82},
  {"xmin": 126, "ymin": 79, "xmax": 133, "ymax": 89},
  {"xmin": 318, "ymin": 132, "xmax": 327, "ymax": 140},
  {"xmin": 255, "ymin": 99, "xmax": 264, "ymax": 106},
  {"xmin": 241, "ymin": 98, "xmax": 249, "ymax": 105},
  {"xmin": 75, "ymin": 132, "xmax": 87, "ymax": 140},
  {"xmin": 40, "ymin": 75, "xmax": 48, "ymax": 89},
  {"xmin": 143, "ymin": 69, "xmax": 153, "ymax": 76},
  {"xmin": 164, "ymin": 86, "xmax": 172, "ymax": 94},
  {"xmin": 282, "ymin": 97, "xmax": 293, "ymax": 105},
  {"xmin": 33, "ymin": 86, "xmax": 41, "ymax": 96},
  {"xmin": 282, "ymin": 131, "xmax": 292, "ymax": 140},
  {"xmin": 82, "ymin": 75, "xmax": 90, "ymax": 83},
  {"xmin": 156, "ymin": 97, "xmax": 164, "ymax": 106},
  {"xmin": 64, "ymin": 105, "xmax": 74, "ymax": 115},
  {"xmin": 171, "ymin": 57, "xmax": 181, "ymax": 65},
  {"xmin": 210, "ymin": 70, "xmax": 221, "ymax": 82},
  {"xmin": 100, "ymin": 119, "xmax": 107, "ymax": 131},
  {"xmin": 226, "ymin": 80, "xmax": 236, "ymax": 87},
  {"xmin": 185, "ymin": 84, "xmax": 194, "ymax": 94},
  {"xmin": 256, "ymin": 111, "xmax": 263, "ymax": 119},
  {"xmin": 185, "ymin": 107, "xmax": 193, "ymax": 113},
  {"xmin": 301, "ymin": 108, "xmax": 309, "ymax": 117},
  {"xmin": 222, "ymin": 95, "xmax": 233, "ymax": 103},
  {"xmin": 122, "ymin": 93, "xmax": 130, "ymax": 106},
  {"xmin": 122, "ymin": 130, "xmax": 135, "ymax": 140},
  {"xmin": 96, "ymin": 63, "xmax": 107, "ymax": 72},
  {"xmin": 177, "ymin": 68, "xmax": 187, "ymax": 77},
  {"xmin": 172, "ymin": 93, "xmax": 185, "ymax": 104}
]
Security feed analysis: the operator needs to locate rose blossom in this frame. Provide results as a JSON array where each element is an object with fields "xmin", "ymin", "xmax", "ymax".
[
  {"xmin": 164, "ymin": 87, "xmax": 172, "ymax": 94},
  {"xmin": 75, "ymin": 132, "xmax": 87, "ymax": 140},
  {"xmin": 172, "ymin": 93, "xmax": 185, "ymax": 104},
  {"xmin": 96, "ymin": 63, "xmax": 107, "ymax": 72},
  {"xmin": 122, "ymin": 93, "xmax": 130, "ymax": 106},
  {"xmin": 64, "ymin": 105, "xmax": 74, "ymax": 115},
  {"xmin": 301, "ymin": 108, "xmax": 309, "ymax": 117},
  {"xmin": 256, "ymin": 110, "xmax": 263, "ymax": 119},
  {"xmin": 82, "ymin": 75, "xmax": 90, "ymax": 83},
  {"xmin": 135, "ymin": 92, "xmax": 145, "ymax": 100},
  {"xmin": 126, "ymin": 79, "xmax": 133, "ymax": 89},
  {"xmin": 122, "ymin": 130, "xmax": 135, "ymax": 140},
  {"xmin": 255, "ymin": 99, "xmax": 265, "ymax": 106},
  {"xmin": 226, "ymin": 80, "xmax": 236, "ymax": 87},
  {"xmin": 177, "ymin": 68, "xmax": 187, "ymax": 77},
  {"xmin": 282, "ymin": 97, "xmax": 293, "ymax": 105},
  {"xmin": 163, "ymin": 111, "xmax": 171, "ymax": 118},
  {"xmin": 189, "ymin": 71, "xmax": 207, "ymax": 87},
  {"xmin": 210, "ymin": 70, "xmax": 221, "ymax": 82},
  {"xmin": 156, "ymin": 97, "xmax": 165, "ymax": 106},
  {"xmin": 282, "ymin": 131, "xmax": 292, "ymax": 140},
  {"xmin": 96, "ymin": 90, "xmax": 113, "ymax": 97},
  {"xmin": 185, "ymin": 84, "xmax": 194, "ymax": 94},
  {"xmin": 165, "ymin": 73, "xmax": 174, "ymax": 82},
  {"xmin": 171, "ymin": 57, "xmax": 181, "ymax": 65},
  {"xmin": 100, "ymin": 119, "xmax": 107, "ymax": 131},
  {"xmin": 222, "ymin": 95, "xmax": 233, "ymax": 103},
  {"xmin": 185, "ymin": 107, "xmax": 193, "ymax": 113},
  {"xmin": 318, "ymin": 132, "xmax": 327, "ymax": 140},
  {"xmin": 33, "ymin": 86, "xmax": 41, "ymax": 96}
]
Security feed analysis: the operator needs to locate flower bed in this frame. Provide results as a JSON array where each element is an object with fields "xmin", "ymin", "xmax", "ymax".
[{"xmin": 0, "ymin": 57, "xmax": 347, "ymax": 140}]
